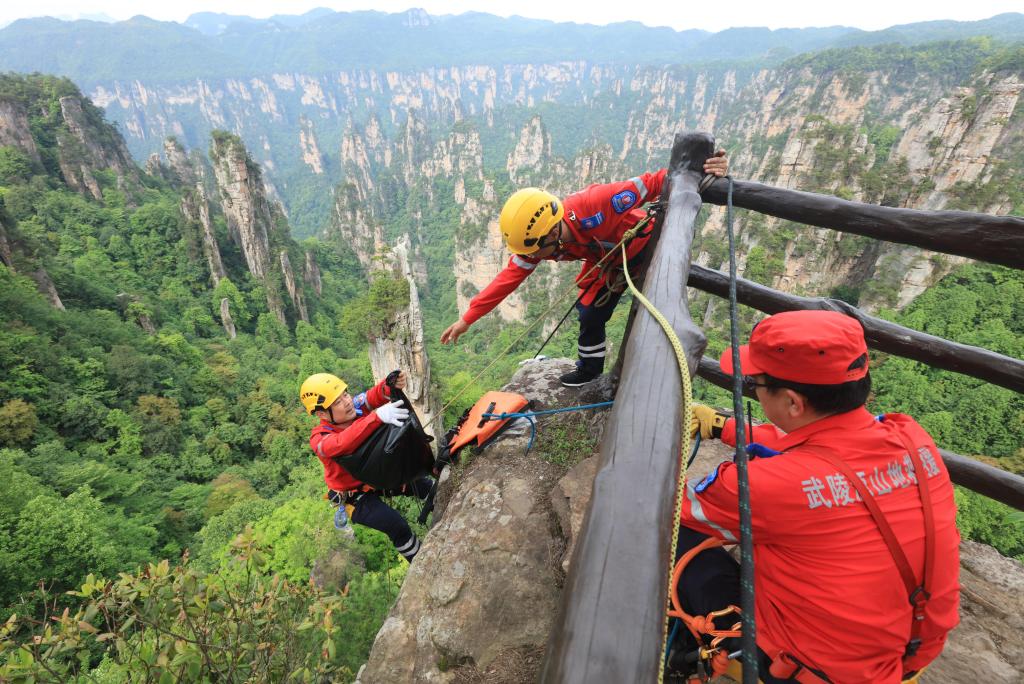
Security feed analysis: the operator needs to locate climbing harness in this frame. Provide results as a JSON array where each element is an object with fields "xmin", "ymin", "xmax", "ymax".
[
  {"xmin": 425, "ymin": 205, "xmax": 660, "ymax": 432},
  {"xmin": 530, "ymin": 203, "xmax": 662, "ymax": 361}
]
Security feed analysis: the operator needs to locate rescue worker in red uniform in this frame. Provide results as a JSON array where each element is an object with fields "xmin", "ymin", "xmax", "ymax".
[
  {"xmin": 440, "ymin": 152, "xmax": 729, "ymax": 387},
  {"xmin": 300, "ymin": 371, "xmax": 431, "ymax": 563},
  {"xmin": 677, "ymin": 310, "xmax": 960, "ymax": 683}
]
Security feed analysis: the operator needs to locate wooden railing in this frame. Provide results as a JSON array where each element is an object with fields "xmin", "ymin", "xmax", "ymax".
[{"xmin": 541, "ymin": 131, "xmax": 1024, "ymax": 682}]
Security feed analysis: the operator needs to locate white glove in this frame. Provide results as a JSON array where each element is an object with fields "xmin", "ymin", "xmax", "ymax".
[{"xmin": 375, "ymin": 400, "xmax": 409, "ymax": 427}]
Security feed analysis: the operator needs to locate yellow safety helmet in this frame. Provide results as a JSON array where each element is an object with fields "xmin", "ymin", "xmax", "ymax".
[
  {"xmin": 499, "ymin": 188, "xmax": 564, "ymax": 255},
  {"xmin": 299, "ymin": 373, "xmax": 348, "ymax": 415}
]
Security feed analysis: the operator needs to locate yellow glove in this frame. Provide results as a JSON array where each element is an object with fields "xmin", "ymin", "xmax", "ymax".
[{"xmin": 690, "ymin": 404, "xmax": 729, "ymax": 440}]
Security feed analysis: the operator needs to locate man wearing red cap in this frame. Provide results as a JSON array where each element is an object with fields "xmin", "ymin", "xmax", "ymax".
[{"xmin": 675, "ymin": 310, "xmax": 960, "ymax": 683}]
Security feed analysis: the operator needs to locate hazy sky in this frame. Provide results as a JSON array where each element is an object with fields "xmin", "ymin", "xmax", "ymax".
[{"xmin": 3, "ymin": 0, "xmax": 1022, "ymax": 32}]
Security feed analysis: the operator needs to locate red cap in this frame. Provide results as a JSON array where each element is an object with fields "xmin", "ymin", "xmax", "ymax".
[{"xmin": 720, "ymin": 310, "xmax": 869, "ymax": 385}]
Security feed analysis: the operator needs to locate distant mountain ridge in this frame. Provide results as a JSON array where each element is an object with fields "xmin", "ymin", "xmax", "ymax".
[{"xmin": 1, "ymin": 9, "xmax": 1022, "ymax": 86}]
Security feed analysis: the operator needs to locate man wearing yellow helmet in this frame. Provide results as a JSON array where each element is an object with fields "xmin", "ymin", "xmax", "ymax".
[
  {"xmin": 300, "ymin": 370, "xmax": 430, "ymax": 563},
  {"xmin": 441, "ymin": 152, "xmax": 728, "ymax": 386}
]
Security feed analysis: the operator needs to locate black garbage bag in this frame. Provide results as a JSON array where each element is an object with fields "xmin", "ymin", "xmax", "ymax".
[{"xmin": 334, "ymin": 372, "xmax": 435, "ymax": 491}]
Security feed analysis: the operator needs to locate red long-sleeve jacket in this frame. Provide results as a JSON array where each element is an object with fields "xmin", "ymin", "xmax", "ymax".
[
  {"xmin": 461, "ymin": 170, "xmax": 668, "ymax": 325},
  {"xmin": 681, "ymin": 408, "xmax": 960, "ymax": 683},
  {"xmin": 309, "ymin": 378, "xmax": 393, "ymax": 492}
]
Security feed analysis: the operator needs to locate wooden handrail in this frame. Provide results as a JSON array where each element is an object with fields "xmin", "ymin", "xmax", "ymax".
[
  {"xmin": 688, "ymin": 264, "xmax": 1024, "ymax": 394},
  {"xmin": 541, "ymin": 132, "xmax": 711, "ymax": 683},
  {"xmin": 701, "ymin": 178, "xmax": 1024, "ymax": 269}
]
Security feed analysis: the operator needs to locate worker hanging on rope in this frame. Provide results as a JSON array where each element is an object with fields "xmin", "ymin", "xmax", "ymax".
[
  {"xmin": 439, "ymin": 152, "xmax": 729, "ymax": 387},
  {"xmin": 673, "ymin": 310, "xmax": 960, "ymax": 683},
  {"xmin": 300, "ymin": 370, "xmax": 434, "ymax": 563}
]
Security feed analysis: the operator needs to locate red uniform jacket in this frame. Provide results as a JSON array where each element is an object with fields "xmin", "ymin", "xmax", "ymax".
[
  {"xmin": 462, "ymin": 170, "xmax": 668, "ymax": 325},
  {"xmin": 681, "ymin": 408, "xmax": 960, "ymax": 683},
  {"xmin": 309, "ymin": 378, "xmax": 393, "ymax": 492}
]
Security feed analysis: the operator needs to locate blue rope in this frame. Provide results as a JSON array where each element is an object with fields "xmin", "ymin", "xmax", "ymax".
[
  {"xmin": 664, "ymin": 617, "xmax": 681, "ymax": 668},
  {"xmin": 481, "ymin": 401, "xmax": 614, "ymax": 422},
  {"xmin": 481, "ymin": 401, "xmax": 615, "ymax": 457}
]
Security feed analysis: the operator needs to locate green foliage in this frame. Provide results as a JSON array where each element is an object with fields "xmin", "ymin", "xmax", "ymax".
[
  {"xmin": 340, "ymin": 271, "xmax": 411, "ymax": 341},
  {"xmin": 0, "ymin": 399, "xmax": 38, "ymax": 447},
  {"xmin": 0, "ymin": 536, "xmax": 354, "ymax": 683},
  {"xmin": 954, "ymin": 488, "xmax": 1024, "ymax": 561}
]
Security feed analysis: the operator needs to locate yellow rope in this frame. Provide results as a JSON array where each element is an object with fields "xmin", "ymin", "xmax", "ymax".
[
  {"xmin": 619, "ymin": 240, "xmax": 694, "ymax": 684},
  {"xmin": 425, "ymin": 215, "xmax": 655, "ymax": 427}
]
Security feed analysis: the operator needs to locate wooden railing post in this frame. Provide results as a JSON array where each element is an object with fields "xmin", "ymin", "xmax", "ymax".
[{"xmin": 540, "ymin": 132, "xmax": 710, "ymax": 683}]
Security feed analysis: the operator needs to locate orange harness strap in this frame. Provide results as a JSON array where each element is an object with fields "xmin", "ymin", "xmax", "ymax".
[{"xmin": 669, "ymin": 537, "xmax": 741, "ymax": 679}]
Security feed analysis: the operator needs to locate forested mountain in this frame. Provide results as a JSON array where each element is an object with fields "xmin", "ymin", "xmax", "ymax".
[
  {"xmin": 1, "ymin": 10, "xmax": 1023, "ymax": 234},
  {"xmin": 0, "ymin": 73, "xmax": 418, "ymax": 679},
  {"xmin": 0, "ymin": 9, "xmax": 1022, "ymax": 681}
]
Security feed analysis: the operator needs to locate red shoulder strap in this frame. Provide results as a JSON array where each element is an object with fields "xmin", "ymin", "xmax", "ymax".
[{"xmin": 803, "ymin": 426, "xmax": 936, "ymax": 659}]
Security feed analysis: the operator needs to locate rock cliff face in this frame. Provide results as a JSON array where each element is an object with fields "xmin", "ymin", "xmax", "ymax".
[
  {"xmin": 359, "ymin": 360, "xmax": 1024, "ymax": 683},
  {"xmin": 56, "ymin": 95, "xmax": 140, "ymax": 200},
  {"xmin": 93, "ymin": 55, "xmax": 1022, "ymax": 316},
  {"xmin": 358, "ymin": 359, "xmax": 612, "ymax": 683},
  {"xmin": 368, "ymin": 236, "xmax": 442, "ymax": 437},
  {"xmin": 208, "ymin": 132, "xmax": 290, "ymax": 323},
  {"xmin": 0, "ymin": 100, "xmax": 41, "ymax": 166},
  {"xmin": 210, "ymin": 133, "xmax": 275, "ymax": 280},
  {"xmin": 163, "ymin": 138, "xmax": 228, "ymax": 286}
]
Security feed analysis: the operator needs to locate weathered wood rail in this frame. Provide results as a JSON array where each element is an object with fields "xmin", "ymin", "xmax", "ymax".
[
  {"xmin": 541, "ymin": 133, "xmax": 713, "ymax": 683},
  {"xmin": 542, "ymin": 130, "xmax": 1024, "ymax": 682},
  {"xmin": 701, "ymin": 179, "xmax": 1024, "ymax": 269}
]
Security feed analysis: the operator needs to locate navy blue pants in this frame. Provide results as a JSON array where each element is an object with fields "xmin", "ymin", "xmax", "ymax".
[
  {"xmin": 349, "ymin": 476, "xmax": 432, "ymax": 562},
  {"xmin": 575, "ymin": 287, "xmax": 623, "ymax": 374}
]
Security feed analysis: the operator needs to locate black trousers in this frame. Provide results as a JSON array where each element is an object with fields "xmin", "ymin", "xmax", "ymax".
[
  {"xmin": 575, "ymin": 287, "xmax": 623, "ymax": 373},
  {"xmin": 674, "ymin": 527, "xmax": 802, "ymax": 683},
  {"xmin": 348, "ymin": 476, "xmax": 432, "ymax": 562}
]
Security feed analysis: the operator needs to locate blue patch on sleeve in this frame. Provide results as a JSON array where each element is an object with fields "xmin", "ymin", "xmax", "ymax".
[
  {"xmin": 611, "ymin": 190, "xmax": 637, "ymax": 214},
  {"xmin": 695, "ymin": 466, "xmax": 720, "ymax": 493},
  {"xmin": 745, "ymin": 442, "xmax": 782, "ymax": 460},
  {"xmin": 579, "ymin": 212, "xmax": 604, "ymax": 231},
  {"xmin": 353, "ymin": 391, "xmax": 368, "ymax": 417}
]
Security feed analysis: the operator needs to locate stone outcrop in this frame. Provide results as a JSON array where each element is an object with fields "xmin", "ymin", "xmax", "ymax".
[
  {"xmin": 209, "ymin": 132, "xmax": 287, "ymax": 323},
  {"xmin": 31, "ymin": 268, "xmax": 64, "ymax": 311},
  {"xmin": 367, "ymin": 236, "xmax": 442, "ymax": 437},
  {"xmin": 210, "ymin": 133, "xmax": 274, "ymax": 280},
  {"xmin": 303, "ymin": 249, "xmax": 322, "ymax": 296},
  {"xmin": 0, "ymin": 215, "xmax": 15, "ymax": 271},
  {"xmin": 298, "ymin": 115, "xmax": 324, "ymax": 175},
  {"xmin": 0, "ymin": 100, "xmax": 42, "ymax": 166},
  {"xmin": 279, "ymin": 249, "xmax": 308, "ymax": 322},
  {"xmin": 56, "ymin": 95, "xmax": 140, "ymax": 200},
  {"xmin": 507, "ymin": 115, "xmax": 551, "ymax": 184},
  {"xmin": 358, "ymin": 359, "xmax": 612, "ymax": 683},
  {"xmin": 219, "ymin": 297, "xmax": 237, "ymax": 339}
]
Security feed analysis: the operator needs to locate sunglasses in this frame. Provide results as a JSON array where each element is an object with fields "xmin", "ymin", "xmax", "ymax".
[{"xmin": 742, "ymin": 375, "xmax": 772, "ymax": 393}]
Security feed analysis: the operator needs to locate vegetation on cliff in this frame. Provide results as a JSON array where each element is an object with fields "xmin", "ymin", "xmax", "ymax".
[{"xmin": 0, "ymin": 75, "xmax": 420, "ymax": 678}]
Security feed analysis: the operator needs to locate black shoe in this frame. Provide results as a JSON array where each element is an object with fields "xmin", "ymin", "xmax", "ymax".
[{"xmin": 559, "ymin": 366, "xmax": 601, "ymax": 387}]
